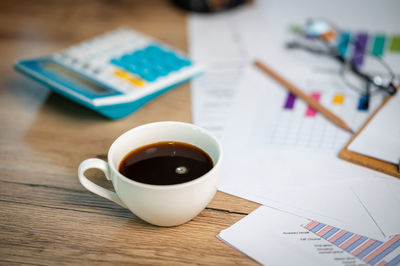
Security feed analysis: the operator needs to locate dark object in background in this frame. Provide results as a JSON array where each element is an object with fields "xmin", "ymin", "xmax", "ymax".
[{"xmin": 172, "ymin": 0, "xmax": 249, "ymax": 12}]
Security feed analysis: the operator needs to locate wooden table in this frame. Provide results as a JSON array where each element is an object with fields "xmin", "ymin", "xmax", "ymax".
[{"xmin": 0, "ymin": 0, "xmax": 259, "ymax": 264}]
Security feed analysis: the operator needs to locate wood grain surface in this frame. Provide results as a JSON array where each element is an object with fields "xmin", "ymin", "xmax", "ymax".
[{"xmin": 0, "ymin": 1, "xmax": 260, "ymax": 265}]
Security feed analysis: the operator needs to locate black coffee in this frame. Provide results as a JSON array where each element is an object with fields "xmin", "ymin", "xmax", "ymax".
[{"xmin": 118, "ymin": 141, "xmax": 213, "ymax": 185}]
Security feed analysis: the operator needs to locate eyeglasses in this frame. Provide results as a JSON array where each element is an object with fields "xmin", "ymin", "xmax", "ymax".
[{"xmin": 286, "ymin": 18, "xmax": 398, "ymax": 110}]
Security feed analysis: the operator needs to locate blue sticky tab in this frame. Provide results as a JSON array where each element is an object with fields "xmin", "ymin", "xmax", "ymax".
[
  {"xmin": 357, "ymin": 95, "xmax": 369, "ymax": 111},
  {"xmin": 337, "ymin": 32, "xmax": 351, "ymax": 56}
]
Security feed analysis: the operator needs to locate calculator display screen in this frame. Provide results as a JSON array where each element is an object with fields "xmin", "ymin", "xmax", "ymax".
[{"xmin": 41, "ymin": 61, "xmax": 113, "ymax": 95}]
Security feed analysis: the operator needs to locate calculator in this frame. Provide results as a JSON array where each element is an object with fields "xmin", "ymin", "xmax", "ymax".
[{"xmin": 14, "ymin": 28, "xmax": 202, "ymax": 119}]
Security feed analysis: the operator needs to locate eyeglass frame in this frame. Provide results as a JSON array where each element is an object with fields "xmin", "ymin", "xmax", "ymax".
[{"xmin": 286, "ymin": 19, "xmax": 398, "ymax": 101}]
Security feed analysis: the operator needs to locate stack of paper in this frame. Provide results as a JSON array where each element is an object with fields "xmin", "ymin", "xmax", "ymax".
[
  {"xmin": 189, "ymin": 0, "xmax": 400, "ymax": 265},
  {"xmin": 348, "ymin": 92, "xmax": 400, "ymax": 165}
]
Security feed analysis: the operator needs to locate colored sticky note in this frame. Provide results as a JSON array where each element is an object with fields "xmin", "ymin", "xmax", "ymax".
[
  {"xmin": 337, "ymin": 32, "xmax": 351, "ymax": 56},
  {"xmin": 371, "ymin": 35, "xmax": 386, "ymax": 57},
  {"xmin": 351, "ymin": 33, "xmax": 369, "ymax": 68},
  {"xmin": 389, "ymin": 35, "xmax": 400, "ymax": 52},
  {"xmin": 289, "ymin": 25, "xmax": 303, "ymax": 35},
  {"xmin": 305, "ymin": 92, "xmax": 321, "ymax": 117},
  {"xmin": 332, "ymin": 94, "xmax": 344, "ymax": 105},
  {"xmin": 283, "ymin": 92, "xmax": 296, "ymax": 109},
  {"xmin": 357, "ymin": 95, "xmax": 369, "ymax": 111}
]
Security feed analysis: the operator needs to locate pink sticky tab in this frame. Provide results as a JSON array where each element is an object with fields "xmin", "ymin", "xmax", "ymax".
[{"xmin": 305, "ymin": 92, "xmax": 321, "ymax": 117}]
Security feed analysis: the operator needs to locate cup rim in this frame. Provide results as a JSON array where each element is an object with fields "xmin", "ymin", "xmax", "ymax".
[{"xmin": 108, "ymin": 121, "xmax": 223, "ymax": 190}]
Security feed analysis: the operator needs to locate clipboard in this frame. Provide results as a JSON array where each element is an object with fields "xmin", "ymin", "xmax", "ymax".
[{"xmin": 339, "ymin": 95, "xmax": 400, "ymax": 178}]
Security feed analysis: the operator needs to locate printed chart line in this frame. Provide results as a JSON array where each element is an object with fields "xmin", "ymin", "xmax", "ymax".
[{"xmin": 302, "ymin": 220, "xmax": 400, "ymax": 266}]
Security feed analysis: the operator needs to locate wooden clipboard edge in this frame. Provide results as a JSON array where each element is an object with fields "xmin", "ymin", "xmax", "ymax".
[{"xmin": 339, "ymin": 94, "xmax": 400, "ymax": 178}]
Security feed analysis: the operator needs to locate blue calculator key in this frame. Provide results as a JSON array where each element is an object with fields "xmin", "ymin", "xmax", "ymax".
[
  {"xmin": 145, "ymin": 45, "xmax": 156, "ymax": 52},
  {"xmin": 125, "ymin": 65, "xmax": 138, "ymax": 74},
  {"xmin": 156, "ymin": 66, "xmax": 169, "ymax": 76},
  {"xmin": 140, "ymin": 59, "xmax": 151, "ymax": 66},
  {"xmin": 180, "ymin": 58, "xmax": 192, "ymax": 66},
  {"xmin": 121, "ymin": 55, "xmax": 131, "ymax": 62},
  {"xmin": 140, "ymin": 73, "xmax": 155, "ymax": 82},
  {"xmin": 110, "ymin": 58, "xmax": 122, "ymax": 66},
  {"xmin": 148, "ymin": 45, "xmax": 162, "ymax": 52},
  {"xmin": 133, "ymin": 50, "xmax": 144, "ymax": 58},
  {"xmin": 170, "ymin": 60, "xmax": 184, "ymax": 71},
  {"xmin": 164, "ymin": 51, "xmax": 176, "ymax": 59},
  {"xmin": 184, "ymin": 60, "xmax": 192, "ymax": 66},
  {"xmin": 160, "ymin": 62, "xmax": 174, "ymax": 71},
  {"xmin": 110, "ymin": 43, "xmax": 193, "ymax": 82},
  {"xmin": 147, "ymin": 76, "xmax": 157, "ymax": 82}
]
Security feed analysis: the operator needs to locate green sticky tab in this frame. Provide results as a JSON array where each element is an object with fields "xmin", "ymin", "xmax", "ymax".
[
  {"xmin": 389, "ymin": 35, "xmax": 400, "ymax": 52},
  {"xmin": 371, "ymin": 35, "xmax": 386, "ymax": 57},
  {"xmin": 289, "ymin": 25, "xmax": 304, "ymax": 35}
]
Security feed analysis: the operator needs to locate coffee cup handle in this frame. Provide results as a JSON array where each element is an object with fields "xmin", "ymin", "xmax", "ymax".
[{"xmin": 78, "ymin": 158, "xmax": 127, "ymax": 208}]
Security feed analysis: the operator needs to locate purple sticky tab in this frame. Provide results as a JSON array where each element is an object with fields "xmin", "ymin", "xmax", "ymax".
[
  {"xmin": 351, "ymin": 33, "xmax": 369, "ymax": 68},
  {"xmin": 284, "ymin": 92, "xmax": 296, "ymax": 109}
]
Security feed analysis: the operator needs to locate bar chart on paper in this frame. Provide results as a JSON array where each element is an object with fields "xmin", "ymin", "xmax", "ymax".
[
  {"xmin": 247, "ymin": 26, "xmax": 397, "ymax": 153},
  {"xmin": 303, "ymin": 220, "xmax": 400, "ymax": 266},
  {"xmin": 265, "ymin": 29, "xmax": 400, "ymax": 154},
  {"xmin": 249, "ymin": 23, "xmax": 400, "ymax": 154},
  {"xmin": 250, "ymin": 76, "xmax": 383, "ymax": 153}
]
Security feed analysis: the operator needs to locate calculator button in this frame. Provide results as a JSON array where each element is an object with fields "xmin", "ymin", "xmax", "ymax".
[
  {"xmin": 113, "ymin": 70, "xmax": 145, "ymax": 87},
  {"xmin": 113, "ymin": 69, "xmax": 130, "ymax": 79},
  {"xmin": 128, "ymin": 76, "xmax": 145, "ymax": 87},
  {"xmin": 92, "ymin": 68, "xmax": 101, "ymax": 74},
  {"xmin": 110, "ymin": 43, "xmax": 193, "ymax": 82}
]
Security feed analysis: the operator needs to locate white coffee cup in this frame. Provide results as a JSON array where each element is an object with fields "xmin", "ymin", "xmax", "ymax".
[{"xmin": 78, "ymin": 121, "xmax": 222, "ymax": 226}]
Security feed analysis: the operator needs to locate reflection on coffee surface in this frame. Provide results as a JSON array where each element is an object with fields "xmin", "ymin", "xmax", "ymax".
[{"xmin": 119, "ymin": 141, "xmax": 213, "ymax": 185}]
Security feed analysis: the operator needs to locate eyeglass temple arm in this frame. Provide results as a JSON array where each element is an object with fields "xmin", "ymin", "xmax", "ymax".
[
  {"xmin": 350, "ymin": 64, "xmax": 397, "ymax": 95},
  {"xmin": 287, "ymin": 41, "xmax": 398, "ymax": 95},
  {"xmin": 287, "ymin": 41, "xmax": 333, "ymax": 56},
  {"xmin": 387, "ymin": 82, "xmax": 398, "ymax": 95}
]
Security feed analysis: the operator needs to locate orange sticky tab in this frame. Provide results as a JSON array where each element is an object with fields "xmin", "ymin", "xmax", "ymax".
[
  {"xmin": 321, "ymin": 30, "xmax": 336, "ymax": 43},
  {"xmin": 333, "ymin": 93, "xmax": 344, "ymax": 104},
  {"xmin": 128, "ymin": 77, "xmax": 145, "ymax": 87}
]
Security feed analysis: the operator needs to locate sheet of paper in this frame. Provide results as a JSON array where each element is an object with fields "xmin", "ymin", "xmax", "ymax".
[
  {"xmin": 189, "ymin": 0, "xmax": 400, "ymax": 140},
  {"xmin": 208, "ymin": 0, "xmax": 400, "ymax": 239},
  {"xmin": 218, "ymin": 206, "xmax": 367, "ymax": 266},
  {"xmin": 188, "ymin": 3, "xmax": 282, "ymax": 139},
  {"xmin": 221, "ymin": 64, "xmax": 383, "ymax": 154},
  {"xmin": 348, "ymin": 92, "xmax": 400, "ymax": 164},
  {"xmin": 188, "ymin": 8, "xmax": 250, "ymax": 139},
  {"xmin": 222, "ymin": 161, "xmax": 400, "ymax": 241},
  {"xmin": 220, "ymin": 65, "xmax": 400, "ymax": 240},
  {"xmin": 232, "ymin": 173, "xmax": 400, "ymax": 240},
  {"xmin": 351, "ymin": 179, "xmax": 400, "ymax": 239},
  {"xmin": 219, "ymin": 206, "xmax": 400, "ymax": 266},
  {"xmin": 189, "ymin": 0, "xmax": 400, "ymax": 246}
]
